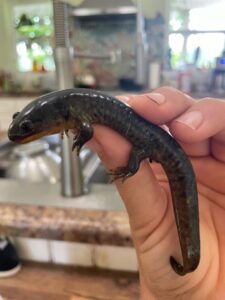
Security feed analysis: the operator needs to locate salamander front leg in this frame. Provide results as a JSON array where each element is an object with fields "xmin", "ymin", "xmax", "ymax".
[
  {"xmin": 109, "ymin": 148, "xmax": 149, "ymax": 182},
  {"xmin": 72, "ymin": 121, "xmax": 93, "ymax": 155}
]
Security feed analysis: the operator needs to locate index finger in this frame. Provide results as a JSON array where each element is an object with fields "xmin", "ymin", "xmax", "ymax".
[{"xmin": 119, "ymin": 86, "xmax": 194, "ymax": 125}]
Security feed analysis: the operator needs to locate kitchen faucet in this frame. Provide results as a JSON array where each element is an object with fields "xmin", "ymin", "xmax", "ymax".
[{"xmin": 53, "ymin": 0, "xmax": 84, "ymax": 197}]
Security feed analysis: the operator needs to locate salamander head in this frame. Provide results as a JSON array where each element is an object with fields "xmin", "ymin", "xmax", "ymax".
[{"xmin": 8, "ymin": 91, "xmax": 69, "ymax": 144}]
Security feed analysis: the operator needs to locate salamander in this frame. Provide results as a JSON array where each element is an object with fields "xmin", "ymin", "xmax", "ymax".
[{"xmin": 8, "ymin": 88, "xmax": 200, "ymax": 276}]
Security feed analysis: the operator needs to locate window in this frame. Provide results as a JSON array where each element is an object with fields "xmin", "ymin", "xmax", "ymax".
[
  {"xmin": 189, "ymin": 2, "xmax": 225, "ymax": 31},
  {"xmin": 186, "ymin": 33, "xmax": 225, "ymax": 67},
  {"xmin": 169, "ymin": 33, "xmax": 184, "ymax": 68},
  {"xmin": 169, "ymin": 1, "xmax": 225, "ymax": 69},
  {"xmin": 14, "ymin": 3, "xmax": 55, "ymax": 72}
]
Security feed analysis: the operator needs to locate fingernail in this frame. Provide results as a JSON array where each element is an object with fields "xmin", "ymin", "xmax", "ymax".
[
  {"xmin": 176, "ymin": 111, "xmax": 203, "ymax": 130},
  {"xmin": 87, "ymin": 141, "xmax": 103, "ymax": 154},
  {"xmin": 146, "ymin": 92, "xmax": 166, "ymax": 105},
  {"xmin": 117, "ymin": 95, "xmax": 130, "ymax": 102}
]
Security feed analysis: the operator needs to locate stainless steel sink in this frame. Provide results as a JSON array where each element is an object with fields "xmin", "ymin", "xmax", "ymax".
[
  {"xmin": 0, "ymin": 137, "xmax": 124, "ymax": 211},
  {"xmin": 0, "ymin": 136, "xmax": 110, "ymax": 185}
]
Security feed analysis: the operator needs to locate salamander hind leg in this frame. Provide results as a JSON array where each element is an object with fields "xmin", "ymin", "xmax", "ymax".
[
  {"xmin": 109, "ymin": 148, "xmax": 149, "ymax": 182},
  {"xmin": 72, "ymin": 121, "xmax": 93, "ymax": 155}
]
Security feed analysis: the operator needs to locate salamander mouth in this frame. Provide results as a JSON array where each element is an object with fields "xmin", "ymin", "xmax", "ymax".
[{"xmin": 8, "ymin": 126, "xmax": 63, "ymax": 144}]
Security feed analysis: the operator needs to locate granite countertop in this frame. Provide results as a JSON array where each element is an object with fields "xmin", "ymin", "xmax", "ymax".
[
  {"xmin": 0, "ymin": 180, "xmax": 132, "ymax": 247},
  {"xmin": 0, "ymin": 203, "xmax": 132, "ymax": 246}
]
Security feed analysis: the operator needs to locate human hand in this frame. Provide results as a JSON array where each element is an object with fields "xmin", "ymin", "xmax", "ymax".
[{"xmin": 87, "ymin": 87, "xmax": 225, "ymax": 300}]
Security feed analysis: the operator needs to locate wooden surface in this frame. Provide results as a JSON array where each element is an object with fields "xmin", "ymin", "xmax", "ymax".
[{"xmin": 0, "ymin": 262, "xmax": 139, "ymax": 300}]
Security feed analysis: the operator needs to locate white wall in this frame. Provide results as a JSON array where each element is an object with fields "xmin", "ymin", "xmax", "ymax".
[
  {"xmin": 143, "ymin": 0, "xmax": 168, "ymax": 18},
  {"xmin": 0, "ymin": 0, "xmax": 17, "ymax": 71}
]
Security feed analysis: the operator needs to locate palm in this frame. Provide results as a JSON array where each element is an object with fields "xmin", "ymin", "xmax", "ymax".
[
  {"xmin": 192, "ymin": 155, "xmax": 225, "ymax": 273},
  {"xmin": 192, "ymin": 156, "xmax": 225, "ymax": 293},
  {"xmin": 133, "ymin": 154, "xmax": 225, "ymax": 300}
]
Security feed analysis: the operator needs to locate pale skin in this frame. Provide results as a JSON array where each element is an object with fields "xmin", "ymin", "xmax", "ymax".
[{"xmin": 85, "ymin": 86, "xmax": 225, "ymax": 300}]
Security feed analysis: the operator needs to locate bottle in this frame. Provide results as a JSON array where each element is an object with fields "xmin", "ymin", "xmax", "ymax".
[{"xmin": 32, "ymin": 60, "xmax": 39, "ymax": 72}]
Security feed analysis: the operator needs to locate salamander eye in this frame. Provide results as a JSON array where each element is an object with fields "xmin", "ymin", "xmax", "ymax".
[
  {"xmin": 20, "ymin": 120, "xmax": 34, "ymax": 132},
  {"xmin": 12, "ymin": 112, "xmax": 20, "ymax": 120}
]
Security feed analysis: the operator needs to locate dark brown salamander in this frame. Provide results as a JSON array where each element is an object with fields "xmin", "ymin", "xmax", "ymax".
[{"xmin": 8, "ymin": 88, "xmax": 200, "ymax": 276}]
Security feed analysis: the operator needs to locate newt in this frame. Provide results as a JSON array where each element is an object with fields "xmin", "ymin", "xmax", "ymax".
[{"xmin": 8, "ymin": 88, "xmax": 200, "ymax": 276}]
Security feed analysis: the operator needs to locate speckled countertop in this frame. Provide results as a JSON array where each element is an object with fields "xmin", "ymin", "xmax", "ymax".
[{"xmin": 0, "ymin": 180, "xmax": 133, "ymax": 247}]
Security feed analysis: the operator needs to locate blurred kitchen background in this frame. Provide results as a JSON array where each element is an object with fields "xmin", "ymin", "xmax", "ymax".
[
  {"xmin": 0, "ymin": 0, "xmax": 224, "ymax": 299},
  {"xmin": 1, "ymin": 0, "xmax": 225, "ymax": 97}
]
